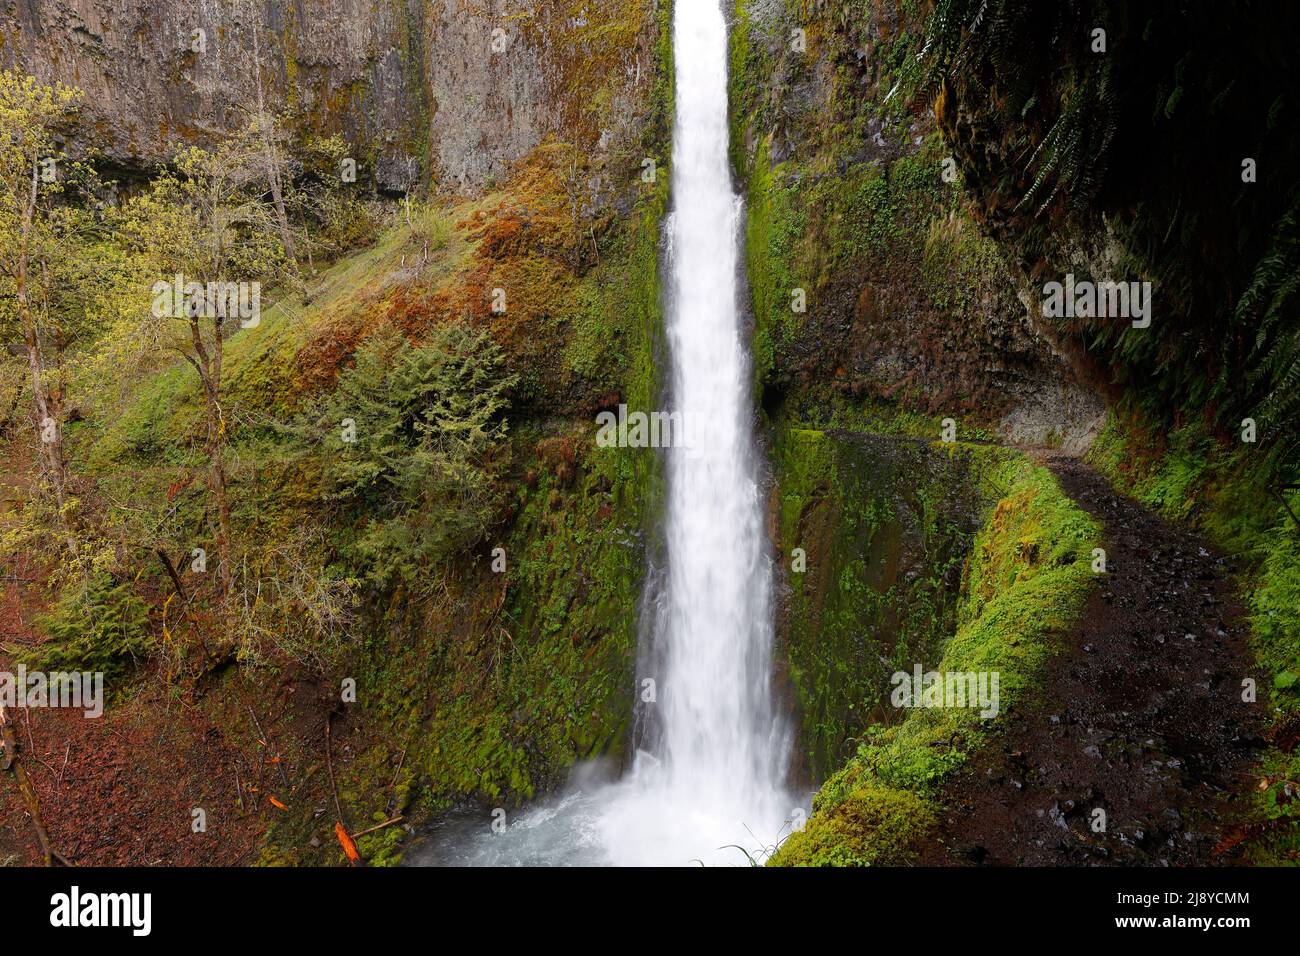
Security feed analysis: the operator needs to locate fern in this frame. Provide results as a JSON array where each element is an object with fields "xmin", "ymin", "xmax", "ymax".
[
  {"xmin": 918, "ymin": 0, "xmax": 1116, "ymax": 217},
  {"xmin": 24, "ymin": 574, "xmax": 152, "ymax": 682},
  {"xmin": 310, "ymin": 321, "xmax": 519, "ymax": 589},
  {"xmin": 1240, "ymin": 198, "xmax": 1300, "ymax": 437}
]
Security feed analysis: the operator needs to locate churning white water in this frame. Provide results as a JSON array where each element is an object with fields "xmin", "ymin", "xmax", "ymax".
[{"xmin": 410, "ymin": 0, "xmax": 795, "ymax": 867}]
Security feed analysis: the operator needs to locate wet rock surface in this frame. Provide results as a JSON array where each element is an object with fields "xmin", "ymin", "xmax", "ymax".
[
  {"xmin": 772, "ymin": 430, "xmax": 992, "ymax": 782},
  {"xmin": 1, "ymin": 0, "xmax": 657, "ymax": 193},
  {"xmin": 921, "ymin": 456, "xmax": 1265, "ymax": 866}
]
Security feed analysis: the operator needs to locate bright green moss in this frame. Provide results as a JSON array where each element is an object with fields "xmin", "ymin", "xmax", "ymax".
[
  {"xmin": 390, "ymin": 426, "xmax": 653, "ymax": 807},
  {"xmin": 776, "ymin": 776, "xmax": 935, "ymax": 867},
  {"xmin": 744, "ymin": 139, "xmax": 804, "ymax": 389},
  {"xmin": 1253, "ymin": 531, "xmax": 1300, "ymax": 704},
  {"xmin": 771, "ymin": 455, "xmax": 1100, "ymax": 865},
  {"xmin": 773, "ymin": 422, "xmax": 994, "ymax": 778}
]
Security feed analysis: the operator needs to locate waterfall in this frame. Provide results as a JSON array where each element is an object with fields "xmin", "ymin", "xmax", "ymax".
[
  {"xmin": 411, "ymin": 0, "xmax": 794, "ymax": 867},
  {"xmin": 604, "ymin": 0, "xmax": 794, "ymax": 861}
]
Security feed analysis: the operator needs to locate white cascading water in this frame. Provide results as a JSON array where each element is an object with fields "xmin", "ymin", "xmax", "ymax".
[
  {"xmin": 592, "ymin": 0, "xmax": 793, "ymax": 865},
  {"xmin": 411, "ymin": 0, "xmax": 795, "ymax": 866}
]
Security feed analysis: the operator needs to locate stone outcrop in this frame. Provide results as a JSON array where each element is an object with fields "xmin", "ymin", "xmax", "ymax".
[
  {"xmin": 1, "ymin": 0, "xmax": 658, "ymax": 194},
  {"xmin": 732, "ymin": 0, "xmax": 1103, "ymax": 448}
]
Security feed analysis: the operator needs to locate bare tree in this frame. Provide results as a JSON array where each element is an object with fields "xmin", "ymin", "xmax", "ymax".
[{"xmin": 0, "ymin": 70, "xmax": 80, "ymax": 515}]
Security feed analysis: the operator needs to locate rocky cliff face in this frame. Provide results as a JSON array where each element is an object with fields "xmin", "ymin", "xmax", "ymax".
[
  {"xmin": 1, "ymin": 0, "xmax": 658, "ymax": 194},
  {"xmin": 2, "ymin": 0, "xmax": 421, "ymax": 187},
  {"xmin": 731, "ymin": 0, "xmax": 1104, "ymax": 450},
  {"xmin": 930, "ymin": 0, "xmax": 1300, "ymax": 432}
]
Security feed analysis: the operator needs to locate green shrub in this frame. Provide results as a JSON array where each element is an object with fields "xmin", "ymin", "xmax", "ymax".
[
  {"xmin": 312, "ymin": 320, "xmax": 517, "ymax": 589},
  {"xmin": 24, "ymin": 573, "xmax": 151, "ymax": 682}
]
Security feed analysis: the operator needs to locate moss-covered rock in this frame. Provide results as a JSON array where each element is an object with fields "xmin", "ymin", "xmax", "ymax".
[
  {"xmin": 776, "ymin": 775, "xmax": 934, "ymax": 867},
  {"xmin": 731, "ymin": 0, "xmax": 1100, "ymax": 446},
  {"xmin": 771, "ymin": 453, "xmax": 1100, "ymax": 865},
  {"xmin": 773, "ymin": 423, "xmax": 989, "ymax": 779}
]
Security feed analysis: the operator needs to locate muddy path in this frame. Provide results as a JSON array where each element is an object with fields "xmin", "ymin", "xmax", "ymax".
[{"xmin": 919, "ymin": 455, "xmax": 1266, "ymax": 866}]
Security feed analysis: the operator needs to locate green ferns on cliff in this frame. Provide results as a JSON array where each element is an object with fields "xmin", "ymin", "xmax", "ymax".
[
  {"xmin": 924, "ymin": 0, "xmax": 1300, "ymax": 445},
  {"xmin": 923, "ymin": 0, "xmax": 1119, "ymax": 215},
  {"xmin": 1240, "ymin": 198, "xmax": 1300, "ymax": 452},
  {"xmin": 310, "ymin": 322, "xmax": 516, "ymax": 591}
]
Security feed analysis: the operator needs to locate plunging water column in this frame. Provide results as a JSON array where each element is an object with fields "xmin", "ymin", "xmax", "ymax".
[
  {"xmin": 414, "ymin": 0, "xmax": 794, "ymax": 866},
  {"xmin": 601, "ymin": 0, "xmax": 794, "ymax": 861}
]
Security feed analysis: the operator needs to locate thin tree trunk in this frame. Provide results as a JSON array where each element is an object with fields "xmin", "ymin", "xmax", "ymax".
[
  {"xmin": 16, "ymin": 161, "xmax": 69, "ymax": 512},
  {"xmin": 267, "ymin": 161, "xmax": 297, "ymax": 262},
  {"xmin": 0, "ymin": 703, "xmax": 66, "ymax": 866},
  {"xmin": 252, "ymin": 28, "xmax": 299, "ymax": 267},
  {"xmin": 156, "ymin": 548, "xmax": 187, "ymax": 600},
  {"xmin": 21, "ymin": 323, "xmax": 64, "ymax": 506},
  {"xmin": 190, "ymin": 315, "xmax": 233, "ymax": 597},
  {"xmin": 209, "ymin": 445, "xmax": 234, "ymax": 597}
]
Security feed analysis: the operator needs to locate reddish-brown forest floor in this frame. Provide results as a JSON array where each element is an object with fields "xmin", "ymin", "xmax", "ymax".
[{"xmin": 0, "ymin": 554, "xmax": 363, "ymax": 867}]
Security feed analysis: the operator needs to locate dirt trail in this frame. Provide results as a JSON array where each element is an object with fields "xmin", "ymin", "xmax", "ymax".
[{"xmin": 920, "ymin": 455, "xmax": 1266, "ymax": 866}]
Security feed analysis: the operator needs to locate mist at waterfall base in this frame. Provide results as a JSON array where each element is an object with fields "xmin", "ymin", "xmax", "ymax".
[{"xmin": 408, "ymin": 1, "xmax": 800, "ymax": 867}]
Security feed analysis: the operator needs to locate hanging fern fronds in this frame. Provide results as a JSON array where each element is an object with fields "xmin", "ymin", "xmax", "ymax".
[
  {"xmin": 917, "ymin": 0, "xmax": 1300, "ymax": 445},
  {"xmin": 918, "ymin": 0, "xmax": 1116, "ymax": 218},
  {"xmin": 1241, "ymin": 198, "xmax": 1300, "ymax": 436}
]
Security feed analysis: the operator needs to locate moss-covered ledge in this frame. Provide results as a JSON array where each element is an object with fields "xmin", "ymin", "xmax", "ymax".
[
  {"xmin": 773, "ymin": 424, "xmax": 991, "ymax": 780},
  {"xmin": 772, "ymin": 454, "xmax": 1101, "ymax": 866}
]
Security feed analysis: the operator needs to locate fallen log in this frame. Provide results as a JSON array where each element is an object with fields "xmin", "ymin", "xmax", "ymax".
[{"xmin": 0, "ymin": 703, "xmax": 71, "ymax": 866}]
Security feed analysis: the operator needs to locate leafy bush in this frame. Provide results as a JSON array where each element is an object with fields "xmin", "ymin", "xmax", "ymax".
[
  {"xmin": 313, "ymin": 321, "xmax": 517, "ymax": 589},
  {"xmin": 24, "ymin": 573, "xmax": 152, "ymax": 682}
]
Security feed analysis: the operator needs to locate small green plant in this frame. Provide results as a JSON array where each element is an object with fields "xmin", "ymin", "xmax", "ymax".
[
  {"xmin": 24, "ymin": 573, "xmax": 151, "ymax": 682},
  {"xmin": 312, "ymin": 320, "xmax": 517, "ymax": 590}
]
